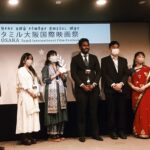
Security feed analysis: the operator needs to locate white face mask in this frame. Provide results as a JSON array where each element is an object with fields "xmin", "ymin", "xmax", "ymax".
[
  {"xmin": 26, "ymin": 59, "xmax": 33, "ymax": 66},
  {"xmin": 49, "ymin": 55, "xmax": 58, "ymax": 63},
  {"xmin": 111, "ymin": 48, "xmax": 120, "ymax": 56}
]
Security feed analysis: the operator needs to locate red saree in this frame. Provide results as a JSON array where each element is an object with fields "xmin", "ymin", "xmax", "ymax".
[{"xmin": 131, "ymin": 66, "xmax": 150, "ymax": 138}]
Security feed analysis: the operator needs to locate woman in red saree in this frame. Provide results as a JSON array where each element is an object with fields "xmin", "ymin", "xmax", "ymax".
[{"xmin": 128, "ymin": 52, "xmax": 150, "ymax": 138}]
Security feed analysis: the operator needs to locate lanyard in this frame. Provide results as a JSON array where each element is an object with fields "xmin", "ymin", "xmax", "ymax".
[
  {"xmin": 26, "ymin": 68, "xmax": 35, "ymax": 84},
  {"xmin": 51, "ymin": 64, "xmax": 59, "ymax": 80}
]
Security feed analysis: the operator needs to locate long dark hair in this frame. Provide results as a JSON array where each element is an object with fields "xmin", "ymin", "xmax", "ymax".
[
  {"xmin": 18, "ymin": 53, "xmax": 37, "ymax": 77},
  {"xmin": 132, "ymin": 51, "xmax": 145, "ymax": 68},
  {"xmin": 45, "ymin": 50, "xmax": 59, "ymax": 66}
]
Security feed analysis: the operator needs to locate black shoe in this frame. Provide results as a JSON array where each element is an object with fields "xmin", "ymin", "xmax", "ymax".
[
  {"xmin": 21, "ymin": 138, "xmax": 32, "ymax": 145},
  {"xmin": 118, "ymin": 132, "xmax": 127, "ymax": 139},
  {"xmin": 79, "ymin": 137, "xmax": 86, "ymax": 142},
  {"xmin": 0, "ymin": 146, "xmax": 4, "ymax": 150},
  {"xmin": 93, "ymin": 136, "xmax": 103, "ymax": 141},
  {"xmin": 27, "ymin": 133, "xmax": 37, "ymax": 144},
  {"xmin": 31, "ymin": 138, "xmax": 37, "ymax": 144},
  {"xmin": 110, "ymin": 132, "xmax": 118, "ymax": 140}
]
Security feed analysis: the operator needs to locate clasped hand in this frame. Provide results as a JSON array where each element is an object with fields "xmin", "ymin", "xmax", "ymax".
[
  {"xmin": 133, "ymin": 85, "xmax": 146, "ymax": 93},
  {"xmin": 112, "ymin": 83, "xmax": 123, "ymax": 92},
  {"xmin": 81, "ymin": 84, "xmax": 95, "ymax": 92}
]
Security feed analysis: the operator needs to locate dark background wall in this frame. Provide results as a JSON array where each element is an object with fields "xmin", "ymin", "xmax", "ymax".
[{"xmin": 0, "ymin": 100, "xmax": 133, "ymax": 141}]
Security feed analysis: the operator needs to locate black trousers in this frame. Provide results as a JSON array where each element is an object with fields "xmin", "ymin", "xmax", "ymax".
[
  {"xmin": 75, "ymin": 87, "xmax": 100, "ymax": 137},
  {"xmin": 106, "ymin": 92, "xmax": 127, "ymax": 133}
]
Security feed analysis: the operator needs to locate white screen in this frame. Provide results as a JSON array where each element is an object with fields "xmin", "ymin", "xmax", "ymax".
[{"xmin": 0, "ymin": 24, "xmax": 110, "ymax": 45}]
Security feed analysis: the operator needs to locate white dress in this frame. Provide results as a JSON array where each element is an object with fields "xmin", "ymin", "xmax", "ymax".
[{"xmin": 16, "ymin": 67, "xmax": 40, "ymax": 134}]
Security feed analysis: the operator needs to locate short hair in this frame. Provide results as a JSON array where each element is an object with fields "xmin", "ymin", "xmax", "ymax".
[
  {"xmin": 78, "ymin": 38, "xmax": 89, "ymax": 47},
  {"xmin": 109, "ymin": 41, "xmax": 120, "ymax": 48}
]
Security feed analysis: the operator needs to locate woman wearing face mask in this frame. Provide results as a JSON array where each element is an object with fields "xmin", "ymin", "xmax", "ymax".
[
  {"xmin": 42, "ymin": 50, "xmax": 68, "ymax": 142},
  {"xmin": 16, "ymin": 53, "xmax": 40, "ymax": 145},
  {"xmin": 128, "ymin": 52, "xmax": 150, "ymax": 139}
]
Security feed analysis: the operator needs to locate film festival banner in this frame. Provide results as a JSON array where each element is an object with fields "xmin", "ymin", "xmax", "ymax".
[
  {"xmin": 0, "ymin": 23, "xmax": 110, "ymax": 105},
  {"xmin": 0, "ymin": 24, "xmax": 110, "ymax": 45}
]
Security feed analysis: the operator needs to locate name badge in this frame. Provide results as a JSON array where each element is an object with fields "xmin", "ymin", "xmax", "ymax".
[
  {"xmin": 33, "ymin": 85, "xmax": 37, "ymax": 89},
  {"xmin": 33, "ymin": 84, "xmax": 40, "ymax": 94},
  {"xmin": 85, "ymin": 69, "xmax": 91, "ymax": 74}
]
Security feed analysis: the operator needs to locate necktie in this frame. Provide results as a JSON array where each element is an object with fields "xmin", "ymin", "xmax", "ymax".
[
  {"xmin": 84, "ymin": 54, "xmax": 88, "ymax": 67},
  {"xmin": 112, "ymin": 57, "xmax": 118, "ymax": 72}
]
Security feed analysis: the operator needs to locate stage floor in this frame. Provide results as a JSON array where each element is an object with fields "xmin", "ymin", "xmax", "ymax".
[{"xmin": 1, "ymin": 136, "xmax": 150, "ymax": 150}]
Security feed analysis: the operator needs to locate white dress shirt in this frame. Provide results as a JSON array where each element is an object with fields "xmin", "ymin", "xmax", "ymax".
[
  {"xmin": 110, "ymin": 55, "xmax": 124, "ymax": 88},
  {"xmin": 81, "ymin": 52, "xmax": 89, "ymax": 63},
  {"xmin": 111, "ymin": 55, "xmax": 118, "ymax": 73},
  {"xmin": 80, "ymin": 53, "xmax": 97, "ymax": 87}
]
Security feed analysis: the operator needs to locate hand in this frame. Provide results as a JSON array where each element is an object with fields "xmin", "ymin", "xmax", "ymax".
[
  {"xmin": 139, "ymin": 86, "xmax": 146, "ymax": 92},
  {"xmin": 133, "ymin": 86, "xmax": 141, "ymax": 92},
  {"xmin": 87, "ymin": 85, "xmax": 95, "ymax": 91},
  {"xmin": 55, "ymin": 71, "xmax": 61, "ymax": 76},
  {"xmin": 59, "ymin": 73, "xmax": 65, "ymax": 79},
  {"xmin": 81, "ymin": 85, "xmax": 91, "ymax": 92},
  {"xmin": 30, "ymin": 92, "xmax": 37, "ymax": 99},
  {"xmin": 115, "ymin": 83, "xmax": 123, "ymax": 90},
  {"xmin": 112, "ymin": 83, "xmax": 122, "ymax": 92},
  {"xmin": 27, "ymin": 89, "xmax": 37, "ymax": 98}
]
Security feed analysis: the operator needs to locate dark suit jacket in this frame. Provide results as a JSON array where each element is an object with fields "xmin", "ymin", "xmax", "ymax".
[
  {"xmin": 101, "ymin": 55, "xmax": 129, "ymax": 94},
  {"xmin": 71, "ymin": 53, "xmax": 101, "ymax": 88}
]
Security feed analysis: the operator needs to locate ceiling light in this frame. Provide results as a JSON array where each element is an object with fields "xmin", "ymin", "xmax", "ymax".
[
  {"xmin": 8, "ymin": 0, "xmax": 19, "ymax": 6},
  {"xmin": 138, "ymin": 0, "xmax": 147, "ymax": 5},
  {"xmin": 96, "ymin": 0, "xmax": 107, "ymax": 6},
  {"xmin": 56, "ymin": 0, "xmax": 62, "ymax": 5}
]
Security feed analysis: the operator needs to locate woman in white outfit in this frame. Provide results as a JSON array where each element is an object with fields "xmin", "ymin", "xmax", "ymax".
[{"xmin": 16, "ymin": 53, "xmax": 40, "ymax": 145}]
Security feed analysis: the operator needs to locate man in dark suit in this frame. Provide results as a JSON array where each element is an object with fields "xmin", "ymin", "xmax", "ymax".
[
  {"xmin": 101, "ymin": 41, "xmax": 129, "ymax": 140},
  {"xmin": 71, "ymin": 38, "xmax": 103, "ymax": 142}
]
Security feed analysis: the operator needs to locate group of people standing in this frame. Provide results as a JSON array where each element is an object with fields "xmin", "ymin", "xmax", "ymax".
[
  {"xmin": 16, "ymin": 50, "xmax": 68, "ymax": 145},
  {"xmin": 15, "ymin": 38, "xmax": 150, "ymax": 145}
]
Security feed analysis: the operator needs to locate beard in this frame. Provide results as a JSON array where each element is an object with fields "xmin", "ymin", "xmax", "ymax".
[{"xmin": 81, "ymin": 48, "xmax": 89, "ymax": 54}]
